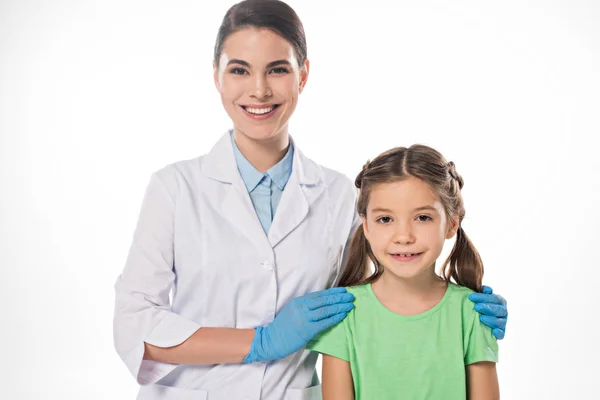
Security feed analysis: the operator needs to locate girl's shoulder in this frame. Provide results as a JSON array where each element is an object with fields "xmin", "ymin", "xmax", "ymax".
[
  {"xmin": 344, "ymin": 284, "xmax": 377, "ymax": 311},
  {"xmin": 344, "ymin": 283, "xmax": 371, "ymax": 299},
  {"xmin": 446, "ymin": 283, "xmax": 483, "ymax": 318},
  {"xmin": 447, "ymin": 282, "xmax": 476, "ymax": 298}
]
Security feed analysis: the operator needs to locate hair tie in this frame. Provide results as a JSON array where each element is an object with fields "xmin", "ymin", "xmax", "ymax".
[{"xmin": 447, "ymin": 161, "xmax": 464, "ymax": 189}]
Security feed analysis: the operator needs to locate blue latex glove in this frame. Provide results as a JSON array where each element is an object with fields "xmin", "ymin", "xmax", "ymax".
[
  {"xmin": 242, "ymin": 287, "xmax": 354, "ymax": 363},
  {"xmin": 468, "ymin": 285, "xmax": 508, "ymax": 340}
]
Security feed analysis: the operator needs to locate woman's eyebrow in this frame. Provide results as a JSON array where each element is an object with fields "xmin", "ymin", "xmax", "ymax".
[
  {"xmin": 227, "ymin": 59, "xmax": 251, "ymax": 67},
  {"xmin": 266, "ymin": 60, "xmax": 291, "ymax": 68},
  {"xmin": 226, "ymin": 59, "xmax": 292, "ymax": 69}
]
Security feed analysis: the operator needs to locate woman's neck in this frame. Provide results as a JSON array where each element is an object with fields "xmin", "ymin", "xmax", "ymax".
[
  {"xmin": 371, "ymin": 266, "xmax": 448, "ymax": 316},
  {"xmin": 233, "ymin": 128, "xmax": 290, "ymax": 173}
]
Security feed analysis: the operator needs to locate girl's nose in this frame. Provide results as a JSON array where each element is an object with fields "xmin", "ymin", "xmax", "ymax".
[{"xmin": 393, "ymin": 223, "xmax": 415, "ymax": 244}]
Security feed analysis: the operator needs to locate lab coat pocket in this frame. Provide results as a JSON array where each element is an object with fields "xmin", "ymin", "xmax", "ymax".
[
  {"xmin": 137, "ymin": 384, "xmax": 208, "ymax": 400},
  {"xmin": 285, "ymin": 384, "xmax": 322, "ymax": 400}
]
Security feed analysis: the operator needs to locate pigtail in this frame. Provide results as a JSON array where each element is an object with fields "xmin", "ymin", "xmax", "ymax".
[
  {"xmin": 337, "ymin": 159, "xmax": 381, "ymax": 288},
  {"xmin": 337, "ymin": 224, "xmax": 382, "ymax": 287},
  {"xmin": 441, "ymin": 226, "xmax": 483, "ymax": 292}
]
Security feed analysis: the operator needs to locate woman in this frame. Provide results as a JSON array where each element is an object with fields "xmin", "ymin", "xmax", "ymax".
[{"xmin": 113, "ymin": 1, "xmax": 508, "ymax": 399}]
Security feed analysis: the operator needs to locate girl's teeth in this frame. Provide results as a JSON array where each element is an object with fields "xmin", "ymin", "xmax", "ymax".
[{"xmin": 246, "ymin": 106, "xmax": 275, "ymax": 115}]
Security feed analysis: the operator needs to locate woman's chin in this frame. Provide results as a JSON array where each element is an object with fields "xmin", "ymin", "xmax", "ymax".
[{"xmin": 236, "ymin": 124, "xmax": 288, "ymax": 142}]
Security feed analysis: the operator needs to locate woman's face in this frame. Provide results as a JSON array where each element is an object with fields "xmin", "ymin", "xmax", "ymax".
[{"xmin": 214, "ymin": 28, "xmax": 309, "ymax": 143}]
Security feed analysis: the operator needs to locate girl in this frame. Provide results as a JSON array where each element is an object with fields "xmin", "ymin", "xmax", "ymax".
[
  {"xmin": 307, "ymin": 145, "xmax": 500, "ymax": 400},
  {"xmin": 113, "ymin": 1, "xmax": 507, "ymax": 399}
]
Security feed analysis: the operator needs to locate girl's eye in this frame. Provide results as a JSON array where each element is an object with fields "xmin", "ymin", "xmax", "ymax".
[
  {"xmin": 377, "ymin": 216, "xmax": 393, "ymax": 224},
  {"xmin": 417, "ymin": 215, "xmax": 432, "ymax": 222},
  {"xmin": 270, "ymin": 67, "xmax": 289, "ymax": 74},
  {"xmin": 230, "ymin": 68, "xmax": 247, "ymax": 75}
]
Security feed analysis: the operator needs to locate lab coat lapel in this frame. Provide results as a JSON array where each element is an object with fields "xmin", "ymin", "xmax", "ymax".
[
  {"xmin": 267, "ymin": 172, "xmax": 308, "ymax": 248},
  {"xmin": 268, "ymin": 140, "xmax": 323, "ymax": 248},
  {"xmin": 201, "ymin": 133, "xmax": 271, "ymax": 253},
  {"xmin": 222, "ymin": 180, "xmax": 270, "ymax": 252}
]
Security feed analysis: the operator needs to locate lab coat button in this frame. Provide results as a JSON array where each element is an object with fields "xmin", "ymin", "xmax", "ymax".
[{"xmin": 261, "ymin": 261, "xmax": 273, "ymax": 271}]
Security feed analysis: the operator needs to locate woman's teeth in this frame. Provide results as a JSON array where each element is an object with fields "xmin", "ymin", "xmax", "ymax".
[
  {"xmin": 244, "ymin": 106, "xmax": 276, "ymax": 115},
  {"xmin": 394, "ymin": 253, "xmax": 418, "ymax": 257}
]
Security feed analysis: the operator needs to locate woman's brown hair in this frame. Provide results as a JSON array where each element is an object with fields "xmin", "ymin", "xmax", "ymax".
[
  {"xmin": 214, "ymin": 0, "xmax": 307, "ymax": 67},
  {"xmin": 337, "ymin": 145, "xmax": 484, "ymax": 293}
]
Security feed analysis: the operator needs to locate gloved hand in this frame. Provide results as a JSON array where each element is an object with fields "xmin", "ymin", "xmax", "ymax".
[
  {"xmin": 468, "ymin": 285, "xmax": 508, "ymax": 340},
  {"xmin": 242, "ymin": 287, "xmax": 354, "ymax": 363}
]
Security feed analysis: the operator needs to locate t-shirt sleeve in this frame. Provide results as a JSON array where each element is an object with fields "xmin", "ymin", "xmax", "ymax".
[
  {"xmin": 306, "ymin": 318, "xmax": 351, "ymax": 361},
  {"xmin": 462, "ymin": 297, "xmax": 499, "ymax": 365}
]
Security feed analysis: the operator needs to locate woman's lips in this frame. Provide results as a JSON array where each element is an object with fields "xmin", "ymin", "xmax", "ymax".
[{"xmin": 240, "ymin": 104, "xmax": 280, "ymax": 120}]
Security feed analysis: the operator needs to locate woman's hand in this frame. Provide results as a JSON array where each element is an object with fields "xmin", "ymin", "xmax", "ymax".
[
  {"xmin": 469, "ymin": 286, "xmax": 508, "ymax": 340},
  {"xmin": 243, "ymin": 287, "xmax": 355, "ymax": 363}
]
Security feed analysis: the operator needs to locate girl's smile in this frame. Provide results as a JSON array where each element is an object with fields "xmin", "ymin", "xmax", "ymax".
[{"xmin": 388, "ymin": 252, "xmax": 423, "ymax": 262}]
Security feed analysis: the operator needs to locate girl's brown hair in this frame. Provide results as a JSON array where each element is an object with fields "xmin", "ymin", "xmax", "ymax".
[{"xmin": 337, "ymin": 145, "xmax": 484, "ymax": 292}]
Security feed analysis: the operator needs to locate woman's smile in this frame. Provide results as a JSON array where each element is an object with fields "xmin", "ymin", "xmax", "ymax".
[{"xmin": 240, "ymin": 103, "xmax": 281, "ymax": 120}]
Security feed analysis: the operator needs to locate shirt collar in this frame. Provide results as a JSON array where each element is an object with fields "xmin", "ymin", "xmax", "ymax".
[
  {"xmin": 231, "ymin": 132, "xmax": 294, "ymax": 192},
  {"xmin": 268, "ymin": 143, "xmax": 294, "ymax": 190}
]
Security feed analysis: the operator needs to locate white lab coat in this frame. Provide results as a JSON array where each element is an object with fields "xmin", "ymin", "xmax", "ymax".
[{"xmin": 113, "ymin": 132, "xmax": 360, "ymax": 400}]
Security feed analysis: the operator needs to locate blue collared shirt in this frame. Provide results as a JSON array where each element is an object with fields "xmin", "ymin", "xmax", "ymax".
[{"xmin": 231, "ymin": 134, "xmax": 294, "ymax": 235}]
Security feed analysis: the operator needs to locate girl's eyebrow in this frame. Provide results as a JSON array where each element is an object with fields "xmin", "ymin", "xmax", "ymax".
[
  {"xmin": 371, "ymin": 207, "xmax": 393, "ymax": 214},
  {"xmin": 413, "ymin": 206, "xmax": 438, "ymax": 212},
  {"xmin": 371, "ymin": 206, "xmax": 438, "ymax": 214}
]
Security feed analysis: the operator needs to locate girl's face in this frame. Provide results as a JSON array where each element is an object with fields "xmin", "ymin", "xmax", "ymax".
[
  {"xmin": 361, "ymin": 177, "xmax": 459, "ymax": 282},
  {"xmin": 214, "ymin": 28, "xmax": 309, "ymax": 143}
]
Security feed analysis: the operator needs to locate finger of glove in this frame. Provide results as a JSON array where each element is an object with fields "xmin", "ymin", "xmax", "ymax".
[
  {"xmin": 492, "ymin": 328, "xmax": 505, "ymax": 340},
  {"xmin": 305, "ymin": 292, "xmax": 355, "ymax": 310},
  {"xmin": 481, "ymin": 285, "xmax": 493, "ymax": 294},
  {"xmin": 316, "ymin": 312, "xmax": 348, "ymax": 333},
  {"xmin": 480, "ymin": 315, "xmax": 507, "ymax": 331},
  {"xmin": 468, "ymin": 292, "xmax": 507, "ymax": 306},
  {"xmin": 474, "ymin": 303, "xmax": 507, "ymax": 317},
  {"xmin": 303, "ymin": 287, "xmax": 347, "ymax": 300},
  {"xmin": 309, "ymin": 303, "xmax": 354, "ymax": 321}
]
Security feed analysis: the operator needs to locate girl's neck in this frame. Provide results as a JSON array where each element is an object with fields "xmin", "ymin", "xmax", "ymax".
[
  {"xmin": 233, "ymin": 128, "xmax": 290, "ymax": 173},
  {"xmin": 371, "ymin": 265, "xmax": 448, "ymax": 316}
]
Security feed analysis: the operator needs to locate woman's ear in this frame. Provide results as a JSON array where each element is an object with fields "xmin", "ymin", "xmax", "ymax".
[
  {"xmin": 213, "ymin": 61, "xmax": 221, "ymax": 92},
  {"xmin": 299, "ymin": 59, "xmax": 310, "ymax": 93}
]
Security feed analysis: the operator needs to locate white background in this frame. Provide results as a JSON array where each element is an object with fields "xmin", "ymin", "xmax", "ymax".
[{"xmin": 2, "ymin": 0, "xmax": 599, "ymax": 399}]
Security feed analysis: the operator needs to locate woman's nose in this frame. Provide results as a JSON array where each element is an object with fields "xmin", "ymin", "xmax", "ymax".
[{"xmin": 251, "ymin": 76, "xmax": 272, "ymax": 99}]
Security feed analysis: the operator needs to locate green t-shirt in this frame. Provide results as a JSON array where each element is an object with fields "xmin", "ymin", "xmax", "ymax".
[{"xmin": 306, "ymin": 283, "xmax": 498, "ymax": 399}]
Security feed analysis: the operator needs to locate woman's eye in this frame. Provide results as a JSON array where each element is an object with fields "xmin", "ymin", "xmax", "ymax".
[
  {"xmin": 270, "ymin": 67, "xmax": 289, "ymax": 74},
  {"xmin": 377, "ymin": 216, "xmax": 393, "ymax": 224},
  {"xmin": 230, "ymin": 68, "xmax": 247, "ymax": 75},
  {"xmin": 417, "ymin": 215, "xmax": 432, "ymax": 222}
]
